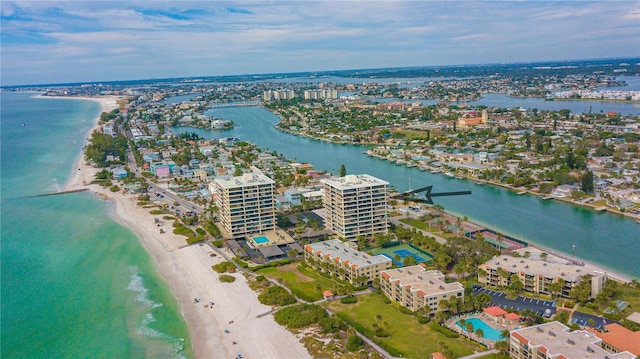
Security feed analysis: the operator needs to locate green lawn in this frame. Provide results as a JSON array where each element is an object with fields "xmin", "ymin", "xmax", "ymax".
[
  {"xmin": 400, "ymin": 218, "xmax": 459, "ymax": 240},
  {"xmin": 324, "ymin": 293, "xmax": 482, "ymax": 358},
  {"xmin": 257, "ymin": 263, "xmax": 341, "ymax": 302}
]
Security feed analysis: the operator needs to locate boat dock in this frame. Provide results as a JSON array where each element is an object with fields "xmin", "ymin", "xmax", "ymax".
[{"xmin": 594, "ymin": 206, "xmax": 607, "ymax": 212}]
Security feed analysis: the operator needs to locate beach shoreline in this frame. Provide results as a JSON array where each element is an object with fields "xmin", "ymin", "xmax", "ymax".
[{"xmin": 60, "ymin": 96, "xmax": 310, "ymax": 359}]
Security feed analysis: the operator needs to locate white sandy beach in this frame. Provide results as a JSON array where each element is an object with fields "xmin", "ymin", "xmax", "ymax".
[{"xmin": 62, "ymin": 96, "xmax": 310, "ymax": 359}]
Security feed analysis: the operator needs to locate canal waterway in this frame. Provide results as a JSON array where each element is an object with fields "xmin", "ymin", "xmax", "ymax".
[{"xmin": 173, "ymin": 105, "xmax": 640, "ymax": 279}]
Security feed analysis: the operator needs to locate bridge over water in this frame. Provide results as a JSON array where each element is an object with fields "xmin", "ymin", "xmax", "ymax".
[{"xmin": 208, "ymin": 100, "xmax": 261, "ymax": 109}]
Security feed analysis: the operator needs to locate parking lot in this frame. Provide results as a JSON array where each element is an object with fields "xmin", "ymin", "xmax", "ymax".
[
  {"xmin": 473, "ymin": 287, "xmax": 557, "ymax": 317},
  {"xmin": 570, "ymin": 311, "xmax": 616, "ymax": 330}
]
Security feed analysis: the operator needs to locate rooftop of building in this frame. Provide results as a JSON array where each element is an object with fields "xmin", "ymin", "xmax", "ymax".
[
  {"xmin": 320, "ymin": 174, "xmax": 389, "ymax": 190},
  {"xmin": 511, "ymin": 321, "xmax": 636, "ymax": 359},
  {"xmin": 380, "ymin": 265, "xmax": 464, "ymax": 296},
  {"xmin": 480, "ymin": 247, "xmax": 606, "ymax": 282},
  {"xmin": 214, "ymin": 172, "xmax": 275, "ymax": 189},
  {"xmin": 305, "ymin": 239, "xmax": 391, "ymax": 268},
  {"xmin": 594, "ymin": 323, "xmax": 640, "ymax": 356}
]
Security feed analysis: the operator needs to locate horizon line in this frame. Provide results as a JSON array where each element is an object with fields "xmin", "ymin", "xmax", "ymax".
[{"xmin": 3, "ymin": 56, "xmax": 639, "ymax": 89}]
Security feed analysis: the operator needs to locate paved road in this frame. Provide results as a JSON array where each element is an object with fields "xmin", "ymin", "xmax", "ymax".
[{"xmin": 473, "ymin": 287, "xmax": 557, "ymax": 317}]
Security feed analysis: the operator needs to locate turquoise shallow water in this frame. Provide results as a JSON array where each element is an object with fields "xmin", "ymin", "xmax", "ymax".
[{"xmin": 1, "ymin": 93, "xmax": 193, "ymax": 359}]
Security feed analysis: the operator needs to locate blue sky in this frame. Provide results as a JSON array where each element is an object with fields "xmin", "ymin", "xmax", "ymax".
[{"xmin": 1, "ymin": 1, "xmax": 639, "ymax": 86}]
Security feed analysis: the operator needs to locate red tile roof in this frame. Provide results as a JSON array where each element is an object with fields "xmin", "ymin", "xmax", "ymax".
[
  {"xmin": 483, "ymin": 306, "xmax": 507, "ymax": 317},
  {"xmin": 505, "ymin": 312, "xmax": 521, "ymax": 320},
  {"xmin": 595, "ymin": 323, "xmax": 640, "ymax": 355}
]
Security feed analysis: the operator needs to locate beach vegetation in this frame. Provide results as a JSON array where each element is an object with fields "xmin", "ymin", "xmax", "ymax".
[
  {"xmin": 212, "ymin": 261, "xmax": 236, "ymax": 273},
  {"xmin": 219, "ymin": 274, "xmax": 236, "ymax": 283},
  {"xmin": 258, "ymin": 286, "xmax": 297, "ymax": 306},
  {"xmin": 185, "ymin": 235, "xmax": 205, "ymax": 245},
  {"xmin": 172, "ymin": 221, "xmax": 195, "ymax": 237},
  {"xmin": 149, "ymin": 209, "xmax": 164, "ymax": 215},
  {"xmin": 211, "ymin": 240, "xmax": 223, "ymax": 248},
  {"xmin": 233, "ymin": 258, "xmax": 249, "ymax": 268},
  {"xmin": 274, "ymin": 303, "xmax": 328, "ymax": 329},
  {"xmin": 109, "ymin": 185, "xmax": 120, "ymax": 192},
  {"xmin": 203, "ymin": 220, "xmax": 221, "ymax": 239},
  {"xmin": 346, "ymin": 335, "xmax": 363, "ymax": 351}
]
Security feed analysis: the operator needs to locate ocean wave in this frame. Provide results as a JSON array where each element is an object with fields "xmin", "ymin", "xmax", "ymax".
[
  {"xmin": 127, "ymin": 269, "xmax": 186, "ymax": 358},
  {"xmin": 126, "ymin": 270, "xmax": 163, "ymax": 309}
]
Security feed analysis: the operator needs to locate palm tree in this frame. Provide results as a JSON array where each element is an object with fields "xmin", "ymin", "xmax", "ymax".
[{"xmin": 475, "ymin": 328, "xmax": 484, "ymax": 341}]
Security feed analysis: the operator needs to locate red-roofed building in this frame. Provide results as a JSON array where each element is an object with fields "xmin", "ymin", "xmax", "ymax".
[
  {"xmin": 483, "ymin": 306, "xmax": 508, "ymax": 325},
  {"xmin": 504, "ymin": 312, "xmax": 521, "ymax": 325},
  {"xmin": 595, "ymin": 323, "xmax": 640, "ymax": 356}
]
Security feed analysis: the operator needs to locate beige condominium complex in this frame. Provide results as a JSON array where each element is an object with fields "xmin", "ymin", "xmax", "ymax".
[
  {"xmin": 320, "ymin": 174, "xmax": 389, "ymax": 241},
  {"xmin": 380, "ymin": 265, "xmax": 464, "ymax": 314},
  {"xmin": 213, "ymin": 172, "xmax": 276, "ymax": 238},
  {"xmin": 478, "ymin": 248, "xmax": 607, "ymax": 299},
  {"xmin": 304, "ymin": 239, "xmax": 392, "ymax": 286},
  {"xmin": 510, "ymin": 321, "xmax": 636, "ymax": 359}
]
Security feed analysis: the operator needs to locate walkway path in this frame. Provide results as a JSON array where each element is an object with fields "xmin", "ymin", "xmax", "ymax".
[{"xmin": 458, "ymin": 349, "xmax": 499, "ymax": 359}]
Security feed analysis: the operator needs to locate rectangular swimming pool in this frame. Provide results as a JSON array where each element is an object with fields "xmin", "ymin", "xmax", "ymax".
[
  {"xmin": 455, "ymin": 318, "xmax": 503, "ymax": 341},
  {"xmin": 252, "ymin": 235, "xmax": 270, "ymax": 244}
]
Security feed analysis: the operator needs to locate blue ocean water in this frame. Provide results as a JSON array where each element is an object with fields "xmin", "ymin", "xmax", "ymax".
[{"xmin": 1, "ymin": 92, "xmax": 193, "ymax": 359}]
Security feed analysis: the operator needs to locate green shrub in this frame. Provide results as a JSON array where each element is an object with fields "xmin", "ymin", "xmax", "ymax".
[
  {"xmin": 353, "ymin": 285, "xmax": 368, "ymax": 291},
  {"xmin": 212, "ymin": 261, "xmax": 236, "ymax": 273},
  {"xmin": 212, "ymin": 240, "xmax": 223, "ymax": 248},
  {"xmin": 398, "ymin": 306, "xmax": 414, "ymax": 315},
  {"xmin": 381, "ymin": 296, "xmax": 392, "ymax": 304},
  {"xmin": 274, "ymin": 304, "xmax": 328, "ymax": 329},
  {"xmin": 417, "ymin": 316, "xmax": 431, "ymax": 324},
  {"xmin": 186, "ymin": 235, "xmax": 205, "ymax": 245},
  {"xmin": 149, "ymin": 209, "xmax": 164, "ymax": 215},
  {"xmin": 195, "ymin": 228, "xmax": 206, "ymax": 236},
  {"xmin": 258, "ymin": 286, "xmax": 297, "ymax": 306},
  {"xmin": 233, "ymin": 258, "xmax": 248, "ymax": 268},
  {"xmin": 340, "ymin": 296, "xmax": 358, "ymax": 304},
  {"xmin": 109, "ymin": 185, "xmax": 120, "ymax": 192},
  {"xmin": 249, "ymin": 259, "xmax": 292, "ymax": 272},
  {"xmin": 431, "ymin": 323, "xmax": 460, "ymax": 338},
  {"xmin": 219, "ymin": 274, "xmax": 236, "ymax": 283},
  {"xmin": 346, "ymin": 335, "xmax": 364, "ymax": 352},
  {"xmin": 374, "ymin": 328, "xmax": 390, "ymax": 338}
]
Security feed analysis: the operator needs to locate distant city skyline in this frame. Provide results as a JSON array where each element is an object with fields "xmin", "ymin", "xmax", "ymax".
[{"xmin": 1, "ymin": 1, "xmax": 639, "ymax": 86}]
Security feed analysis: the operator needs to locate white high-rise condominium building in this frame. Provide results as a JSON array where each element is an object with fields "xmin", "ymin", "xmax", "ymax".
[
  {"xmin": 213, "ymin": 173, "xmax": 276, "ymax": 238},
  {"xmin": 321, "ymin": 174, "xmax": 389, "ymax": 241}
]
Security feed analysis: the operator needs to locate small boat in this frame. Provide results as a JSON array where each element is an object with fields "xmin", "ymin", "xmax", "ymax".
[{"xmin": 445, "ymin": 172, "xmax": 454, "ymax": 178}]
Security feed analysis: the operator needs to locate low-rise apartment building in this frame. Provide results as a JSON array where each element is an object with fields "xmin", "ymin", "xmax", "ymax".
[
  {"xmin": 304, "ymin": 239, "xmax": 392, "ymax": 286},
  {"xmin": 478, "ymin": 248, "xmax": 607, "ymax": 299},
  {"xmin": 510, "ymin": 322, "xmax": 636, "ymax": 359},
  {"xmin": 380, "ymin": 265, "xmax": 464, "ymax": 314}
]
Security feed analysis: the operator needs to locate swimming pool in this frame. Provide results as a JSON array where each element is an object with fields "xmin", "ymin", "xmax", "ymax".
[
  {"xmin": 252, "ymin": 235, "xmax": 270, "ymax": 244},
  {"xmin": 455, "ymin": 318, "xmax": 503, "ymax": 341}
]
